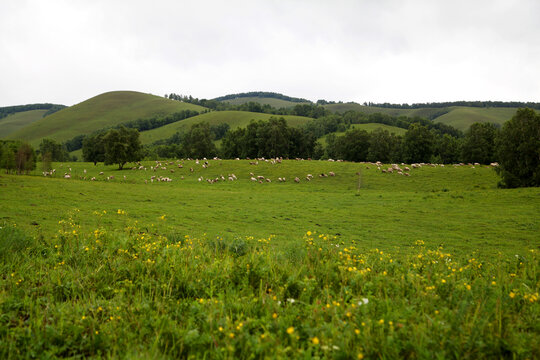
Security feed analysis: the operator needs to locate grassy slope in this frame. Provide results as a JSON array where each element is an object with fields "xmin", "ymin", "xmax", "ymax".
[
  {"xmin": 221, "ymin": 97, "xmax": 310, "ymax": 108},
  {"xmin": 6, "ymin": 91, "xmax": 206, "ymax": 146},
  {"xmin": 139, "ymin": 111, "xmax": 313, "ymax": 144},
  {"xmin": 433, "ymin": 106, "xmax": 517, "ymax": 130},
  {"xmin": 0, "ymin": 109, "xmax": 48, "ymax": 138},
  {"xmin": 317, "ymin": 123, "xmax": 407, "ymax": 146}
]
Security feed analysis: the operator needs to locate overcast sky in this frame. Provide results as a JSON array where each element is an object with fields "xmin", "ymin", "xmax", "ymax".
[{"xmin": 1, "ymin": 0, "xmax": 539, "ymax": 107}]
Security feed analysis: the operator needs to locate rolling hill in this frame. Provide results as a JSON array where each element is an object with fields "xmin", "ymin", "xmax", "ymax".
[
  {"xmin": 6, "ymin": 91, "xmax": 206, "ymax": 146},
  {"xmin": 433, "ymin": 106, "xmax": 519, "ymax": 130},
  {"xmin": 139, "ymin": 111, "xmax": 313, "ymax": 144},
  {"xmin": 323, "ymin": 103, "xmax": 520, "ymax": 131},
  {"xmin": 0, "ymin": 109, "xmax": 49, "ymax": 138}
]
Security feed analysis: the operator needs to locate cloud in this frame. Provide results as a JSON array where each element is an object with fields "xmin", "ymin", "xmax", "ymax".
[{"xmin": 1, "ymin": 0, "xmax": 539, "ymax": 106}]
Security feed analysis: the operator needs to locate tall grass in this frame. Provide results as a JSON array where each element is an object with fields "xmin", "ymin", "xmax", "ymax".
[{"xmin": 0, "ymin": 212, "xmax": 538, "ymax": 359}]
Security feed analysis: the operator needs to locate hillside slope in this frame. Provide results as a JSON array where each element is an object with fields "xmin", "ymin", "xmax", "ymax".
[
  {"xmin": 433, "ymin": 106, "xmax": 518, "ymax": 130},
  {"xmin": 0, "ymin": 109, "xmax": 49, "ymax": 137},
  {"xmin": 324, "ymin": 103, "xmax": 518, "ymax": 131},
  {"xmin": 7, "ymin": 91, "xmax": 206, "ymax": 145},
  {"xmin": 140, "ymin": 111, "xmax": 313, "ymax": 144}
]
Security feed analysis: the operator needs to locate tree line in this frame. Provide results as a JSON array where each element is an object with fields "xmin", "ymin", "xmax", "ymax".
[{"xmin": 3, "ymin": 109, "xmax": 537, "ymax": 188}]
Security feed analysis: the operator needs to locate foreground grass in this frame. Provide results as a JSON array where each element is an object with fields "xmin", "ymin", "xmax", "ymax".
[{"xmin": 0, "ymin": 214, "xmax": 538, "ymax": 359}]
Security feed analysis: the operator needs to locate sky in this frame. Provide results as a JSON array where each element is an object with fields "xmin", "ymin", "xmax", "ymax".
[{"xmin": 1, "ymin": 0, "xmax": 539, "ymax": 107}]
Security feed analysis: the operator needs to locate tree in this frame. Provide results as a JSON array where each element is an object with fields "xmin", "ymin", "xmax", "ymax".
[
  {"xmin": 82, "ymin": 132, "xmax": 106, "ymax": 165},
  {"xmin": 16, "ymin": 143, "xmax": 36, "ymax": 174},
  {"xmin": 402, "ymin": 123, "xmax": 435, "ymax": 163},
  {"xmin": 368, "ymin": 128, "xmax": 400, "ymax": 163},
  {"xmin": 433, "ymin": 134, "xmax": 461, "ymax": 164},
  {"xmin": 495, "ymin": 108, "xmax": 540, "ymax": 188},
  {"xmin": 181, "ymin": 122, "xmax": 217, "ymax": 158},
  {"xmin": 103, "ymin": 127, "xmax": 142, "ymax": 169},
  {"xmin": 461, "ymin": 122, "xmax": 498, "ymax": 164},
  {"xmin": 39, "ymin": 138, "xmax": 68, "ymax": 162},
  {"xmin": 329, "ymin": 129, "xmax": 370, "ymax": 162}
]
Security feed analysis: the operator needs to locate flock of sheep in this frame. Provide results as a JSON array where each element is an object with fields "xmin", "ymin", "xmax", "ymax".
[{"xmin": 43, "ymin": 157, "xmax": 497, "ymax": 185}]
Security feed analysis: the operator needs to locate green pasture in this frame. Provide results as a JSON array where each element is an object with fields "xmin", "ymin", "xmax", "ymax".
[
  {"xmin": 1, "ymin": 160, "xmax": 538, "ymax": 256},
  {"xmin": 0, "ymin": 160, "xmax": 539, "ymax": 358},
  {"xmin": 6, "ymin": 91, "xmax": 205, "ymax": 146},
  {"xmin": 0, "ymin": 109, "xmax": 48, "ymax": 138},
  {"xmin": 139, "ymin": 111, "xmax": 313, "ymax": 144}
]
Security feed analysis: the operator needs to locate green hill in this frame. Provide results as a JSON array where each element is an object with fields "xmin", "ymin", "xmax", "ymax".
[
  {"xmin": 317, "ymin": 123, "xmax": 407, "ymax": 146},
  {"xmin": 433, "ymin": 106, "xmax": 518, "ymax": 130},
  {"xmin": 140, "ymin": 111, "xmax": 313, "ymax": 144},
  {"xmin": 6, "ymin": 91, "xmax": 206, "ymax": 146},
  {"xmin": 324, "ymin": 103, "xmax": 520, "ymax": 131},
  {"xmin": 0, "ymin": 109, "xmax": 49, "ymax": 138}
]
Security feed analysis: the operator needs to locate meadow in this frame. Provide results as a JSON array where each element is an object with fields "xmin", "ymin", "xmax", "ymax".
[{"xmin": 0, "ymin": 160, "xmax": 538, "ymax": 358}]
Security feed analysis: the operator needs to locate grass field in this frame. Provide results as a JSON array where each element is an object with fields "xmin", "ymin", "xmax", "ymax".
[
  {"xmin": 0, "ymin": 109, "xmax": 48, "ymax": 138},
  {"xmin": 1, "ymin": 161, "xmax": 538, "ymax": 358},
  {"xmin": 139, "ymin": 111, "xmax": 313, "ymax": 144},
  {"xmin": 6, "ymin": 91, "xmax": 206, "ymax": 146}
]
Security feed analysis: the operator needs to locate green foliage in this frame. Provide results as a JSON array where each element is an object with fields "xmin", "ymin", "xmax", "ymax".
[
  {"xmin": 402, "ymin": 123, "xmax": 435, "ymax": 163},
  {"xmin": 496, "ymin": 108, "xmax": 540, "ymax": 188},
  {"xmin": 0, "ymin": 140, "xmax": 36, "ymax": 174},
  {"xmin": 367, "ymin": 128, "xmax": 402, "ymax": 163},
  {"xmin": 103, "ymin": 127, "xmax": 143, "ymax": 170},
  {"xmin": 82, "ymin": 133, "xmax": 106, "ymax": 165},
  {"xmin": 220, "ymin": 118, "xmax": 316, "ymax": 159},
  {"xmin": 180, "ymin": 122, "xmax": 217, "ymax": 159},
  {"xmin": 461, "ymin": 122, "xmax": 498, "ymax": 164},
  {"xmin": 328, "ymin": 129, "xmax": 371, "ymax": 162},
  {"xmin": 39, "ymin": 138, "xmax": 69, "ymax": 162},
  {"xmin": 434, "ymin": 134, "xmax": 461, "ymax": 164}
]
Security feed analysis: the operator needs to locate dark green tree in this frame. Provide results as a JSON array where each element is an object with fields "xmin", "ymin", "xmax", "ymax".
[
  {"xmin": 402, "ymin": 123, "xmax": 435, "ymax": 163},
  {"xmin": 461, "ymin": 122, "xmax": 498, "ymax": 164},
  {"xmin": 82, "ymin": 132, "xmax": 106, "ymax": 165},
  {"xmin": 368, "ymin": 128, "xmax": 400, "ymax": 163},
  {"xmin": 181, "ymin": 122, "xmax": 217, "ymax": 158},
  {"xmin": 434, "ymin": 134, "xmax": 461, "ymax": 164},
  {"xmin": 39, "ymin": 138, "xmax": 68, "ymax": 162},
  {"xmin": 329, "ymin": 129, "xmax": 371, "ymax": 162},
  {"xmin": 103, "ymin": 127, "xmax": 142, "ymax": 169},
  {"xmin": 15, "ymin": 143, "xmax": 36, "ymax": 174},
  {"xmin": 495, "ymin": 108, "xmax": 540, "ymax": 188}
]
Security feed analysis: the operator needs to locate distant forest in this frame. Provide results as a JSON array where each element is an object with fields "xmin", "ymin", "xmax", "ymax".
[
  {"xmin": 212, "ymin": 91, "xmax": 310, "ymax": 103},
  {"xmin": 0, "ymin": 103, "xmax": 66, "ymax": 120}
]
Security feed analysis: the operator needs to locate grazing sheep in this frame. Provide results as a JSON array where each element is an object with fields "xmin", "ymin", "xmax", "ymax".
[
  {"xmin": 294, "ymin": 177, "xmax": 300, "ymax": 183},
  {"xmin": 251, "ymin": 177, "xmax": 257, "ymax": 181}
]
